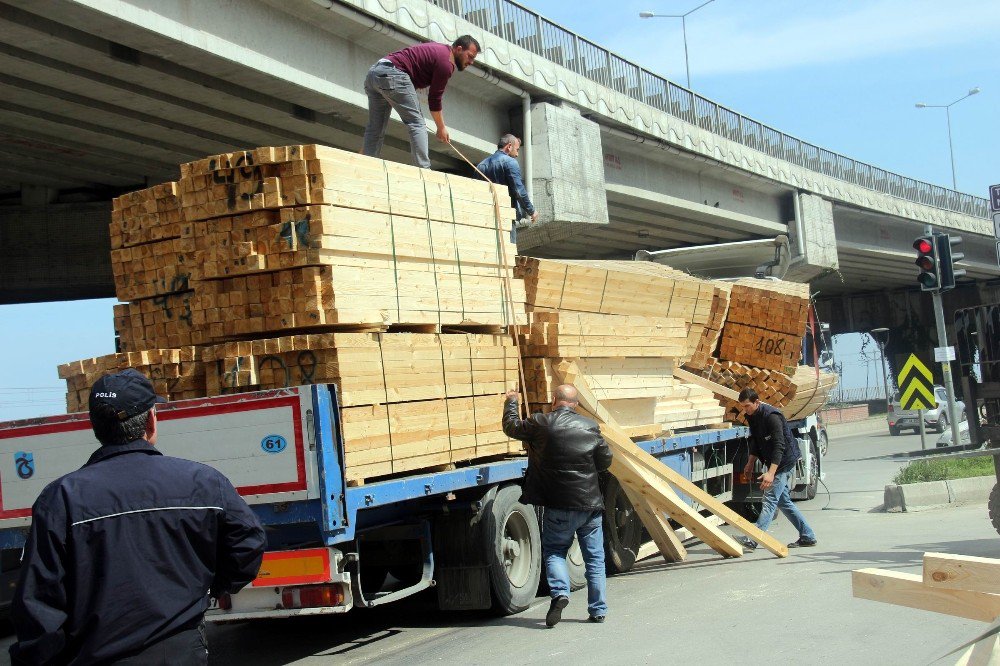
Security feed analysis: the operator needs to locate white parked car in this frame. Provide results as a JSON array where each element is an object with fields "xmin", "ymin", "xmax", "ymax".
[{"xmin": 887, "ymin": 385, "xmax": 964, "ymax": 436}]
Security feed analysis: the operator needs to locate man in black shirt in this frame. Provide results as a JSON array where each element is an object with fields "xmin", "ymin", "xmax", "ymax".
[{"xmin": 735, "ymin": 388, "xmax": 817, "ymax": 551}]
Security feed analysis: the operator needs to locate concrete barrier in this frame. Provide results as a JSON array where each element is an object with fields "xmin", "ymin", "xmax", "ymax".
[{"xmin": 883, "ymin": 476, "xmax": 995, "ymax": 512}]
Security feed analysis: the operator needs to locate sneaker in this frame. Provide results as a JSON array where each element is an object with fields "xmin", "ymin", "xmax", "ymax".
[
  {"xmin": 736, "ymin": 536, "xmax": 758, "ymax": 551},
  {"xmin": 588, "ymin": 615, "xmax": 606, "ymax": 623},
  {"xmin": 787, "ymin": 537, "xmax": 817, "ymax": 548},
  {"xmin": 546, "ymin": 596, "xmax": 569, "ymax": 627}
]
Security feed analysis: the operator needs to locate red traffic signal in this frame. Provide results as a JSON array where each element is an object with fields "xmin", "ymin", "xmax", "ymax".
[{"xmin": 913, "ymin": 235, "xmax": 939, "ymax": 291}]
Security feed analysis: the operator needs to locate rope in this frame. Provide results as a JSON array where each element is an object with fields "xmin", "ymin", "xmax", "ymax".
[
  {"xmin": 382, "ymin": 164, "xmax": 402, "ymax": 321},
  {"xmin": 447, "ymin": 142, "xmax": 528, "ymax": 419},
  {"xmin": 446, "ymin": 180, "xmax": 467, "ymax": 320}
]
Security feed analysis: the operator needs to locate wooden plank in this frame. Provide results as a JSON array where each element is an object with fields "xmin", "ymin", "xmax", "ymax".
[
  {"xmin": 852, "ymin": 568, "xmax": 1000, "ymax": 622},
  {"xmin": 924, "ymin": 553, "xmax": 1000, "ymax": 595},
  {"xmin": 555, "ymin": 359, "xmax": 788, "ymax": 558},
  {"xmin": 622, "ymin": 485, "xmax": 687, "ymax": 562},
  {"xmin": 673, "ymin": 367, "xmax": 740, "ymax": 401}
]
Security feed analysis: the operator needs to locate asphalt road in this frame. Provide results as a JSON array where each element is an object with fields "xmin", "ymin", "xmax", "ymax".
[{"xmin": 3, "ymin": 426, "xmax": 997, "ymax": 664}]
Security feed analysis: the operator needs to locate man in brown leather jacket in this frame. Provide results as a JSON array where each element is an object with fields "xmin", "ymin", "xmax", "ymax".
[{"xmin": 503, "ymin": 384, "xmax": 613, "ymax": 627}]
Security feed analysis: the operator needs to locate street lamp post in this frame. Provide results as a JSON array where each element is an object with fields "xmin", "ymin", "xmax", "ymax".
[
  {"xmin": 915, "ymin": 87, "xmax": 981, "ymax": 190},
  {"xmin": 870, "ymin": 328, "xmax": 891, "ymax": 415},
  {"xmin": 639, "ymin": 1, "xmax": 715, "ymax": 89}
]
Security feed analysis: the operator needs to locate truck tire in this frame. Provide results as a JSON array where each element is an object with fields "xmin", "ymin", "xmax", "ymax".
[
  {"xmin": 817, "ymin": 430, "xmax": 829, "ymax": 457},
  {"xmin": 602, "ymin": 475, "xmax": 643, "ymax": 574},
  {"xmin": 937, "ymin": 413, "xmax": 949, "ymax": 434},
  {"xmin": 535, "ymin": 507, "xmax": 586, "ymax": 593},
  {"xmin": 484, "ymin": 485, "xmax": 541, "ymax": 615},
  {"xmin": 989, "ymin": 484, "xmax": 1000, "ymax": 537},
  {"xmin": 806, "ymin": 442, "xmax": 819, "ymax": 500}
]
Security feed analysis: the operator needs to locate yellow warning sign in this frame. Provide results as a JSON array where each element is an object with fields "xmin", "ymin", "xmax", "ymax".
[{"xmin": 896, "ymin": 354, "xmax": 935, "ymax": 411}]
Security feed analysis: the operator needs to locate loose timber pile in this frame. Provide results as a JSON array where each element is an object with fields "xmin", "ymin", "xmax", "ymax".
[{"xmin": 854, "ymin": 553, "xmax": 1000, "ymax": 663}]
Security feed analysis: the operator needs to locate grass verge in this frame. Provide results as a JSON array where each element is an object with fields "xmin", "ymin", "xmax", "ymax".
[{"xmin": 893, "ymin": 456, "xmax": 995, "ymax": 485}]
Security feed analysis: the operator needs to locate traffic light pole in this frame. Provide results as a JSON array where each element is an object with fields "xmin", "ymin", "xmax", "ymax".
[{"xmin": 926, "ymin": 224, "xmax": 964, "ymax": 448}]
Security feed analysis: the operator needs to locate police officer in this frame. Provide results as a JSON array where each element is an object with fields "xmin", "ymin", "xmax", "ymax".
[
  {"xmin": 735, "ymin": 388, "xmax": 818, "ymax": 551},
  {"xmin": 10, "ymin": 369, "xmax": 266, "ymax": 664}
]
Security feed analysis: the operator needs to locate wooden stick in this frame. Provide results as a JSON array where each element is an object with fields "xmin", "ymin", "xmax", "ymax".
[
  {"xmin": 852, "ymin": 569, "xmax": 1000, "ymax": 622},
  {"xmin": 924, "ymin": 553, "xmax": 1000, "ymax": 595},
  {"xmin": 673, "ymin": 367, "xmax": 740, "ymax": 401}
]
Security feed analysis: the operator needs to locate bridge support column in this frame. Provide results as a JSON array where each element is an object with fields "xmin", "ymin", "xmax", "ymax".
[
  {"xmin": 785, "ymin": 192, "xmax": 839, "ymax": 282},
  {"xmin": 514, "ymin": 102, "xmax": 609, "ymax": 251}
]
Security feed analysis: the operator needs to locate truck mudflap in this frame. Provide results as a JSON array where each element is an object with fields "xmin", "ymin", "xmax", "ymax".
[{"xmin": 207, "ymin": 547, "xmax": 353, "ymax": 621}]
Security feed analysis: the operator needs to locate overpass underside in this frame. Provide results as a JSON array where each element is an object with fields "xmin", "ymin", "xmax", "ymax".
[{"xmin": 0, "ymin": 0, "xmax": 996, "ymax": 325}]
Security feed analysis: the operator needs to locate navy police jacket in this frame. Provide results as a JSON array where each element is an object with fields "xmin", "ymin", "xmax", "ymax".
[{"xmin": 10, "ymin": 440, "xmax": 265, "ymax": 665}]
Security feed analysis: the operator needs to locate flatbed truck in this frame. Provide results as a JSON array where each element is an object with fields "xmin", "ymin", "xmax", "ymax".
[{"xmin": 0, "ymin": 383, "xmax": 753, "ymax": 619}]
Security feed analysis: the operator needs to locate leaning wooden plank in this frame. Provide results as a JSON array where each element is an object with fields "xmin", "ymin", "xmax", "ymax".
[
  {"xmin": 621, "ymin": 485, "xmax": 687, "ymax": 562},
  {"xmin": 555, "ymin": 359, "xmax": 787, "ymax": 558},
  {"xmin": 611, "ymin": 444, "xmax": 742, "ymax": 558},
  {"xmin": 955, "ymin": 635, "xmax": 1000, "ymax": 666},
  {"xmin": 924, "ymin": 553, "xmax": 1000, "ymax": 595},
  {"xmin": 672, "ymin": 367, "xmax": 740, "ymax": 401},
  {"xmin": 852, "ymin": 568, "xmax": 1000, "ymax": 622}
]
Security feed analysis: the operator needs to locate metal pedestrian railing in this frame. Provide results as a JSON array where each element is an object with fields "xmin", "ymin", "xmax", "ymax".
[{"xmin": 429, "ymin": 0, "xmax": 988, "ymax": 219}]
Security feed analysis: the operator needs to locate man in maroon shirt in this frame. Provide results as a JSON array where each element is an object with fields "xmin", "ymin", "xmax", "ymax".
[{"xmin": 363, "ymin": 36, "xmax": 480, "ymax": 169}]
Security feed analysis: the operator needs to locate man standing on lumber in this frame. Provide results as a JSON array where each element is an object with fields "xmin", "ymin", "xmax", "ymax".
[
  {"xmin": 503, "ymin": 384, "xmax": 613, "ymax": 627},
  {"xmin": 735, "ymin": 388, "xmax": 818, "ymax": 551},
  {"xmin": 10, "ymin": 370, "xmax": 265, "ymax": 665},
  {"xmin": 477, "ymin": 134, "xmax": 538, "ymax": 225},
  {"xmin": 362, "ymin": 36, "xmax": 481, "ymax": 169}
]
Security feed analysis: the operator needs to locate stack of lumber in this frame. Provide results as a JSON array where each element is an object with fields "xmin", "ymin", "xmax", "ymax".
[
  {"xmin": 57, "ymin": 144, "xmax": 526, "ymax": 484},
  {"xmin": 687, "ymin": 358, "xmax": 838, "ymax": 424},
  {"xmin": 686, "ymin": 282, "xmax": 732, "ymax": 370},
  {"xmin": 111, "ymin": 144, "xmax": 522, "ymax": 352},
  {"xmin": 58, "ymin": 348, "xmax": 204, "ymax": 413},
  {"xmin": 200, "ymin": 331, "xmax": 519, "ymax": 481},
  {"xmin": 854, "ymin": 553, "xmax": 1000, "ymax": 664},
  {"xmin": 717, "ymin": 279, "xmax": 810, "ymax": 372},
  {"xmin": 523, "ymin": 358, "xmax": 724, "ymax": 438},
  {"xmin": 516, "ymin": 257, "xmax": 726, "ymax": 436}
]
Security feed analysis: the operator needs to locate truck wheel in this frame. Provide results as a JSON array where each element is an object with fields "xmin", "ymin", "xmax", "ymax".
[
  {"xmin": 535, "ymin": 507, "xmax": 586, "ymax": 593},
  {"xmin": 602, "ymin": 475, "xmax": 643, "ymax": 574},
  {"xmin": 817, "ymin": 430, "xmax": 829, "ymax": 457},
  {"xmin": 484, "ymin": 485, "xmax": 541, "ymax": 614},
  {"xmin": 989, "ymin": 484, "xmax": 1000, "ymax": 537},
  {"xmin": 806, "ymin": 442, "xmax": 819, "ymax": 500},
  {"xmin": 937, "ymin": 414, "xmax": 949, "ymax": 434}
]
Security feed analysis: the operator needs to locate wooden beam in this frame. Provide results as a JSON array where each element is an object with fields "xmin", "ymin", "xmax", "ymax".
[
  {"xmin": 554, "ymin": 359, "xmax": 787, "ymax": 558},
  {"xmin": 551, "ymin": 360, "xmax": 745, "ymax": 558},
  {"xmin": 672, "ymin": 367, "xmax": 740, "ymax": 401},
  {"xmin": 852, "ymin": 569, "xmax": 1000, "ymax": 622},
  {"xmin": 924, "ymin": 553, "xmax": 1000, "ymax": 595},
  {"xmin": 622, "ymin": 485, "xmax": 687, "ymax": 562}
]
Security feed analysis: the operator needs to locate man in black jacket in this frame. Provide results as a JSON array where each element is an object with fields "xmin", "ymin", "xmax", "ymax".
[
  {"xmin": 11, "ymin": 369, "xmax": 266, "ymax": 665},
  {"xmin": 503, "ymin": 384, "xmax": 613, "ymax": 627},
  {"xmin": 735, "ymin": 388, "xmax": 817, "ymax": 551}
]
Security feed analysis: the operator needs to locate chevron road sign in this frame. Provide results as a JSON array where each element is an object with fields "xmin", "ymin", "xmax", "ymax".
[{"xmin": 897, "ymin": 354, "xmax": 935, "ymax": 411}]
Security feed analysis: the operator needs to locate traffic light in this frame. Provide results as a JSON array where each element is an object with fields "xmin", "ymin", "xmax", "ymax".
[
  {"xmin": 937, "ymin": 233, "xmax": 966, "ymax": 292},
  {"xmin": 913, "ymin": 234, "xmax": 939, "ymax": 291}
]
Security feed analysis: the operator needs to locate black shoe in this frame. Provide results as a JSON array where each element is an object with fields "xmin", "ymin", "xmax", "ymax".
[
  {"xmin": 787, "ymin": 537, "xmax": 817, "ymax": 548},
  {"xmin": 736, "ymin": 536, "xmax": 758, "ymax": 551},
  {"xmin": 588, "ymin": 615, "xmax": 606, "ymax": 623},
  {"xmin": 546, "ymin": 596, "xmax": 569, "ymax": 627}
]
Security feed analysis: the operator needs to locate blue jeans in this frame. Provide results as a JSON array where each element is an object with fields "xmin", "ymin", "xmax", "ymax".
[
  {"xmin": 362, "ymin": 61, "xmax": 431, "ymax": 168},
  {"xmin": 756, "ymin": 469, "xmax": 816, "ymax": 541},
  {"xmin": 542, "ymin": 508, "xmax": 608, "ymax": 617}
]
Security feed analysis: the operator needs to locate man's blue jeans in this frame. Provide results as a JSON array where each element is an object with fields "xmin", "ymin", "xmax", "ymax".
[
  {"xmin": 542, "ymin": 508, "xmax": 608, "ymax": 617},
  {"xmin": 755, "ymin": 469, "xmax": 816, "ymax": 541},
  {"xmin": 362, "ymin": 61, "xmax": 431, "ymax": 168}
]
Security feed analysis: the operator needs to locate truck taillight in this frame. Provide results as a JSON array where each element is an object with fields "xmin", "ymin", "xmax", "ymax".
[
  {"xmin": 738, "ymin": 471, "xmax": 752, "ymax": 484},
  {"xmin": 281, "ymin": 584, "xmax": 344, "ymax": 609}
]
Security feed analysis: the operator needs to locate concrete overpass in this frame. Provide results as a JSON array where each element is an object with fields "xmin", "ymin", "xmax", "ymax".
[{"xmin": 1, "ymin": 0, "xmax": 997, "ymax": 348}]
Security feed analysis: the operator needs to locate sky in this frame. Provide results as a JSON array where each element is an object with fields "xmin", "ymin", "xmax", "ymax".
[{"xmin": 1, "ymin": 0, "xmax": 997, "ymax": 421}]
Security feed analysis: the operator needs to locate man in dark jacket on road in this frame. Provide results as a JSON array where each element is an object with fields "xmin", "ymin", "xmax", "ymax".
[
  {"xmin": 10, "ymin": 369, "xmax": 266, "ymax": 665},
  {"xmin": 502, "ymin": 384, "xmax": 613, "ymax": 627},
  {"xmin": 735, "ymin": 388, "xmax": 817, "ymax": 552}
]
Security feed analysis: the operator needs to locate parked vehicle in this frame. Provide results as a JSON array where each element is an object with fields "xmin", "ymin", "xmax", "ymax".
[{"xmin": 887, "ymin": 385, "xmax": 964, "ymax": 436}]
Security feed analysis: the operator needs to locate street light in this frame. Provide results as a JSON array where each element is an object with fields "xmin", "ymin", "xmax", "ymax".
[
  {"xmin": 914, "ymin": 87, "xmax": 981, "ymax": 190},
  {"xmin": 870, "ymin": 328, "xmax": 891, "ymax": 416},
  {"xmin": 639, "ymin": 1, "xmax": 716, "ymax": 89}
]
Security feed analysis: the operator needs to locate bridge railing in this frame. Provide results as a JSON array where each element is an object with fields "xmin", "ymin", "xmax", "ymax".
[
  {"xmin": 828, "ymin": 386, "xmax": 892, "ymax": 405},
  {"xmin": 430, "ymin": 0, "xmax": 989, "ymax": 219}
]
